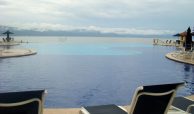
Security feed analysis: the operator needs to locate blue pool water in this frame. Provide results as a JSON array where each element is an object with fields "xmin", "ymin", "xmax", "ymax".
[{"xmin": 0, "ymin": 37, "xmax": 194, "ymax": 108}]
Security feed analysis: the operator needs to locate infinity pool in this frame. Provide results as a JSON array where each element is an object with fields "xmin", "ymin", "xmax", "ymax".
[{"xmin": 0, "ymin": 37, "xmax": 193, "ymax": 108}]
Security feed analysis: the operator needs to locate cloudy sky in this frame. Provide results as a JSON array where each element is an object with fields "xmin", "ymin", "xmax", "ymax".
[{"xmin": 0, "ymin": 0, "xmax": 194, "ymax": 35}]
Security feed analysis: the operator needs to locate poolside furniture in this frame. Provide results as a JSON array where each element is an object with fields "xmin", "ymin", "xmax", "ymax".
[
  {"xmin": 0, "ymin": 90, "xmax": 47, "ymax": 114},
  {"xmin": 172, "ymin": 97, "xmax": 194, "ymax": 114},
  {"xmin": 80, "ymin": 82, "xmax": 184, "ymax": 114},
  {"xmin": 169, "ymin": 40, "xmax": 172, "ymax": 44},
  {"xmin": 3, "ymin": 38, "xmax": 6, "ymax": 42}
]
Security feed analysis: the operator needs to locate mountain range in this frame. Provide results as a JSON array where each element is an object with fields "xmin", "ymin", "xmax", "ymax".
[{"xmin": 0, "ymin": 25, "xmax": 173, "ymax": 38}]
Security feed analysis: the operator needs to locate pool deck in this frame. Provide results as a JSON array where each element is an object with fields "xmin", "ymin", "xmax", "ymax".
[
  {"xmin": 0, "ymin": 42, "xmax": 20, "ymax": 46},
  {"xmin": 0, "ymin": 49, "xmax": 37, "ymax": 58},
  {"xmin": 44, "ymin": 108, "xmax": 80, "ymax": 114},
  {"xmin": 153, "ymin": 39, "xmax": 176, "ymax": 46},
  {"xmin": 43, "ymin": 95, "xmax": 194, "ymax": 114},
  {"xmin": 166, "ymin": 51, "xmax": 194, "ymax": 65}
]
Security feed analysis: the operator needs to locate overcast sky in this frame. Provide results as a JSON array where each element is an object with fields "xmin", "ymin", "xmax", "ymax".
[{"xmin": 0, "ymin": 0, "xmax": 194, "ymax": 35}]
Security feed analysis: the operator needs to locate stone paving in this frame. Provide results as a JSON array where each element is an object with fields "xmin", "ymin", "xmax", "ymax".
[
  {"xmin": 0, "ymin": 49, "xmax": 37, "ymax": 58},
  {"xmin": 0, "ymin": 41, "xmax": 20, "ymax": 46},
  {"xmin": 166, "ymin": 51, "xmax": 194, "ymax": 65}
]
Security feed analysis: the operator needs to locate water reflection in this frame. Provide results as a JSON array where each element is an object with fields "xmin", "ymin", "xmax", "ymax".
[
  {"xmin": 0, "ymin": 46, "xmax": 12, "ymax": 64},
  {"xmin": 0, "ymin": 45, "xmax": 12, "ymax": 50},
  {"xmin": 183, "ymin": 64, "xmax": 194, "ymax": 95},
  {"xmin": 3, "ymin": 46, "xmax": 11, "ymax": 49},
  {"xmin": 0, "ymin": 59, "xmax": 2, "ymax": 64}
]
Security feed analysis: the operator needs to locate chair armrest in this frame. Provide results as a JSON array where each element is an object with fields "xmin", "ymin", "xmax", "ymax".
[
  {"xmin": 186, "ymin": 104, "xmax": 194, "ymax": 114},
  {"xmin": 0, "ymin": 98, "xmax": 41, "ymax": 114}
]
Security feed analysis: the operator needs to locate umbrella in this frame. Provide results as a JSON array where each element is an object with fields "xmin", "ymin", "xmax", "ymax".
[
  {"xmin": 2, "ymin": 30, "xmax": 14, "ymax": 35},
  {"xmin": 2, "ymin": 30, "xmax": 14, "ymax": 42},
  {"xmin": 2, "ymin": 30, "xmax": 14, "ymax": 38}
]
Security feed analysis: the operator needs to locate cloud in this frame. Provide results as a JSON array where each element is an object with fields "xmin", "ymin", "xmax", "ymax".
[
  {"xmin": 85, "ymin": 25, "xmax": 175, "ymax": 35},
  {"xmin": 0, "ymin": 0, "xmax": 190, "ymax": 19},
  {"xmin": 0, "ymin": 0, "xmax": 193, "ymax": 32},
  {"xmin": 0, "ymin": 0, "xmax": 9, "ymax": 6}
]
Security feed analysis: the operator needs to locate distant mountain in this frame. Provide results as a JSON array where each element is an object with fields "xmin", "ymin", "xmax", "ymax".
[{"xmin": 0, "ymin": 25, "xmax": 172, "ymax": 38}]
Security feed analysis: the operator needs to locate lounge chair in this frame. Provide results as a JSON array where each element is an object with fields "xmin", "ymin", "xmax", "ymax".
[
  {"xmin": 172, "ymin": 97, "xmax": 194, "ymax": 114},
  {"xmin": 80, "ymin": 82, "xmax": 184, "ymax": 114},
  {"xmin": 0, "ymin": 90, "xmax": 47, "ymax": 114},
  {"xmin": 2, "ymin": 38, "xmax": 6, "ymax": 42}
]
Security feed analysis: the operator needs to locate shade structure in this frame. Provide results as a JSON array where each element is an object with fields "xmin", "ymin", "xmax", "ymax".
[
  {"xmin": 2, "ymin": 30, "xmax": 14, "ymax": 35},
  {"xmin": 2, "ymin": 30, "xmax": 14, "ymax": 42}
]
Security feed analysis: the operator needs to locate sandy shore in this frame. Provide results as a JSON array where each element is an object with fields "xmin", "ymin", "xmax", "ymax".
[
  {"xmin": 0, "ymin": 49, "xmax": 37, "ymax": 58},
  {"xmin": 166, "ymin": 51, "xmax": 194, "ymax": 65}
]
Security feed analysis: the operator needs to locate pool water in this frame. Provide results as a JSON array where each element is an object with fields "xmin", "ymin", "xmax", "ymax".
[{"xmin": 0, "ymin": 37, "xmax": 194, "ymax": 108}]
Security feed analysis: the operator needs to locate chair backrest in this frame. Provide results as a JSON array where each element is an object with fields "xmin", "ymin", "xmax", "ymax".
[
  {"xmin": 0, "ymin": 90, "xmax": 46, "ymax": 114},
  {"xmin": 3, "ymin": 38, "xmax": 6, "ymax": 42},
  {"xmin": 128, "ymin": 82, "xmax": 184, "ymax": 114}
]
